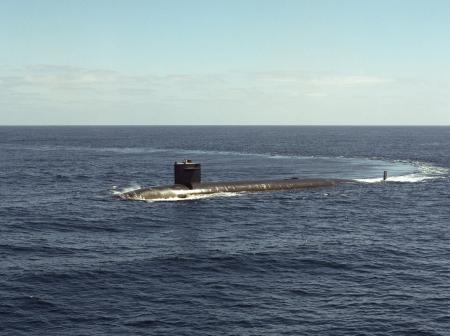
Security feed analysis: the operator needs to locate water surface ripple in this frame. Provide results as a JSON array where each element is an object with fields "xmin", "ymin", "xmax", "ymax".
[{"xmin": 0, "ymin": 126, "xmax": 449, "ymax": 335}]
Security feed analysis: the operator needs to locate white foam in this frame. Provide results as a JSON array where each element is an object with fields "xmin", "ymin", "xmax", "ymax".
[
  {"xmin": 112, "ymin": 184, "xmax": 142, "ymax": 195},
  {"xmin": 417, "ymin": 162, "xmax": 449, "ymax": 176},
  {"xmin": 355, "ymin": 177, "xmax": 383, "ymax": 183},
  {"xmin": 388, "ymin": 174, "xmax": 438, "ymax": 183},
  {"xmin": 356, "ymin": 174, "xmax": 435, "ymax": 183},
  {"xmin": 356, "ymin": 161, "xmax": 448, "ymax": 184}
]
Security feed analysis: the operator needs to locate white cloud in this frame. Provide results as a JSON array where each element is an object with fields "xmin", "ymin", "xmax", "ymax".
[
  {"xmin": 253, "ymin": 71, "xmax": 392, "ymax": 86},
  {"xmin": 0, "ymin": 65, "xmax": 448, "ymax": 125},
  {"xmin": 0, "ymin": 65, "xmax": 393, "ymax": 98},
  {"xmin": 307, "ymin": 75, "xmax": 393, "ymax": 87}
]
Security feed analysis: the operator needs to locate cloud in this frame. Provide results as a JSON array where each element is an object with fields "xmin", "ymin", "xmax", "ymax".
[
  {"xmin": 253, "ymin": 71, "xmax": 393, "ymax": 90},
  {"xmin": 307, "ymin": 75, "xmax": 392, "ymax": 87},
  {"xmin": 1, "ymin": 65, "xmax": 155, "ymax": 94},
  {"xmin": 2, "ymin": 65, "xmax": 447, "ymax": 125},
  {"xmin": 0, "ymin": 65, "xmax": 393, "ymax": 100}
]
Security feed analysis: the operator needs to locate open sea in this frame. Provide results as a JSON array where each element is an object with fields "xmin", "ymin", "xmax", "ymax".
[{"xmin": 0, "ymin": 126, "xmax": 449, "ymax": 336}]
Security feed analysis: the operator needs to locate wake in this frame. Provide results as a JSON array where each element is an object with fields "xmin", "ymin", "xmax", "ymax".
[{"xmin": 356, "ymin": 161, "xmax": 448, "ymax": 183}]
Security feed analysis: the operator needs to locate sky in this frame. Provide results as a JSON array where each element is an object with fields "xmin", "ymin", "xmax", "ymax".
[{"xmin": 1, "ymin": 0, "xmax": 449, "ymax": 125}]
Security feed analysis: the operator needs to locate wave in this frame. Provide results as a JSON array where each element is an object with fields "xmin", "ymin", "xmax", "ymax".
[
  {"xmin": 356, "ymin": 161, "xmax": 448, "ymax": 183},
  {"xmin": 356, "ymin": 174, "xmax": 436, "ymax": 183},
  {"xmin": 173, "ymin": 149, "xmax": 315, "ymax": 160},
  {"xmin": 2, "ymin": 144, "xmax": 342, "ymax": 160},
  {"xmin": 111, "ymin": 184, "xmax": 142, "ymax": 195},
  {"xmin": 7, "ymin": 143, "xmax": 437, "ymax": 171},
  {"xmin": 1, "ymin": 144, "xmax": 166, "ymax": 155}
]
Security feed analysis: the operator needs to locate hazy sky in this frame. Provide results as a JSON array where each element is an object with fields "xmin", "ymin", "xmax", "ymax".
[{"xmin": 1, "ymin": 0, "xmax": 449, "ymax": 125}]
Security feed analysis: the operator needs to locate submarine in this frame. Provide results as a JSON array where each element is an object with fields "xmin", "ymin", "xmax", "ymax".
[{"xmin": 119, "ymin": 160, "xmax": 354, "ymax": 200}]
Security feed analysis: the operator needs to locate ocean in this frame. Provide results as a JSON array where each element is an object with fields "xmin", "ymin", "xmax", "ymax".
[{"xmin": 0, "ymin": 126, "xmax": 449, "ymax": 335}]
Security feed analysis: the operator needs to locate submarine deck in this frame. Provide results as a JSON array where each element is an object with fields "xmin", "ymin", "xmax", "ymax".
[{"xmin": 120, "ymin": 178, "xmax": 352, "ymax": 200}]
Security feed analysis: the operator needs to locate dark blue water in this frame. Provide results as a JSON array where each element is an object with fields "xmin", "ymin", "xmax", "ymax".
[{"xmin": 1, "ymin": 126, "xmax": 449, "ymax": 335}]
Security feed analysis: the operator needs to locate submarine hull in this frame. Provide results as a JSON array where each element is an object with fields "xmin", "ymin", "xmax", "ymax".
[{"xmin": 119, "ymin": 178, "xmax": 351, "ymax": 200}]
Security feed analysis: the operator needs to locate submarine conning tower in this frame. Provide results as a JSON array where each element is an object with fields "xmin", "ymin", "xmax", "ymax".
[{"xmin": 174, "ymin": 160, "xmax": 201, "ymax": 189}]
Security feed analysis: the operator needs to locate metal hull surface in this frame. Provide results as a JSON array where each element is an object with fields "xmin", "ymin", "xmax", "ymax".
[{"xmin": 119, "ymin": 178, "xmax": 351, "ymax": 200}]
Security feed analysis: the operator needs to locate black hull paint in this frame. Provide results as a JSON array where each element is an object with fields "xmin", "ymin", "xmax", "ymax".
[{"xmin": 120, "ymin": 178, "xmax": 351, "ymax": 200}]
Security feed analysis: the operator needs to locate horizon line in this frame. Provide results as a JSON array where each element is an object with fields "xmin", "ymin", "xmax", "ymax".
[{"xmin": 0, "ymin": 124, "xmax": 449, "ymax": 127}]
